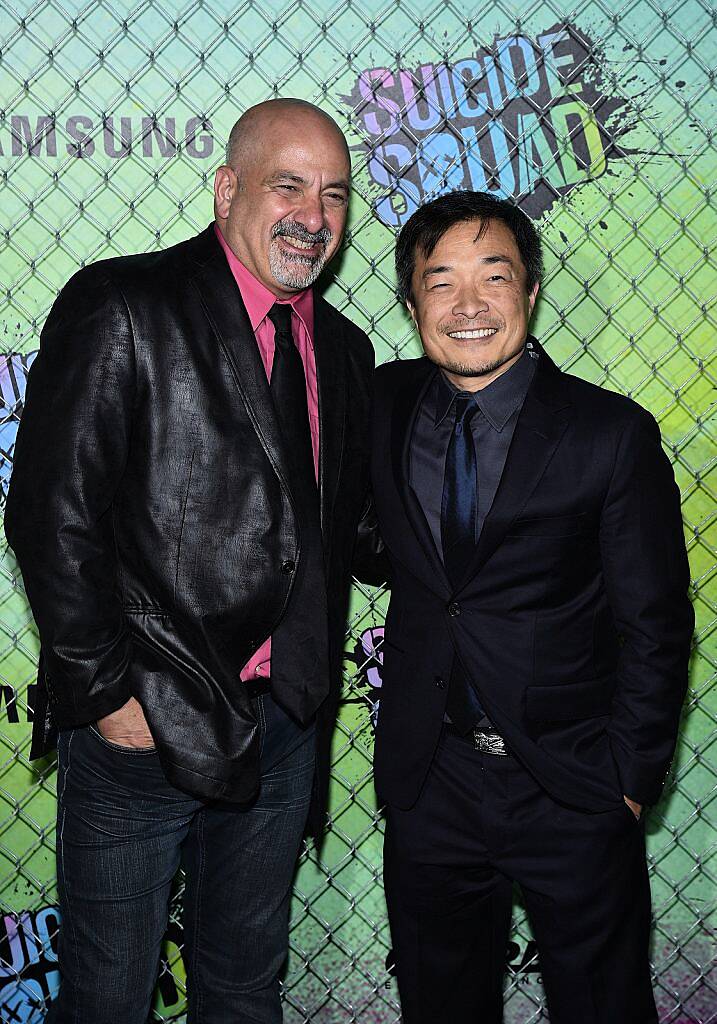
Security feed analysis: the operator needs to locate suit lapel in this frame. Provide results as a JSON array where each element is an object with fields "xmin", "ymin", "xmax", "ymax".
[
  {"xmin": 390, "ymin": 360, "xmax": 451, "ymax": 594},
  {"xmin": 313, "ymin": 296, "xmax": 346, "ymax": 547},
  {"xmin": 185, "ymin": 226, "xmax": 292, "ymax": 499},
  {"xmin": 186, "ymin": 227, "xmax": 346, "ymax": 547},
  {"xmin": 457, "ymin": 349, "xmax": 572, "ymax": 589}
]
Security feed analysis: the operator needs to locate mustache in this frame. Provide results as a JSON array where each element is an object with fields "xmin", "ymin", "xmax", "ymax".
[
  {"xmin": 439, "ymin": 319, "xmax": 503, "ymax": 335},
  {"xmin": 271, "ymin": 218, "xmax": 332, "ymax": 248}
]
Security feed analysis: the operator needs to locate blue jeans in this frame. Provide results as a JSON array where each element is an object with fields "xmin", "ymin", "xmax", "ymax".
[{"xmin": 47, "ymin": 694, "xmax": 315, "ymax": 1024}]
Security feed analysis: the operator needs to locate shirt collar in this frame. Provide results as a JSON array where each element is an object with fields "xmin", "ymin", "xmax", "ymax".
[
  {"xmin": 214, "ymin": 224, "xmax": 314, "ymax": 345},
  {"xmin": 433, "ymin": 344, "xmax": 537, "ymax": 432}
]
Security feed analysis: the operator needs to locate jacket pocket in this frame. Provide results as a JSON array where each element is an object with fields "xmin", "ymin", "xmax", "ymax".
[
  {"xmin": 507, "ymin": 512, "xmax": 587, "ymax": 538},
  {"xmin": 525, "ymin": 674, "xmax": 616, "ymax": 720},
  {"xmin": 174, "ymin": 445, "xmax": 197, "ymax": 601}
]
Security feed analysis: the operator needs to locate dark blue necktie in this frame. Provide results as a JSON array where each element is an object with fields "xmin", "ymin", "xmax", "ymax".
[
  {"xmin": 441, "ymin": 394, "xmax": 485, "ymax": 732},
  {"xmin": 441, "ymin": 395, "xmax": 478, "ymax": 586}
]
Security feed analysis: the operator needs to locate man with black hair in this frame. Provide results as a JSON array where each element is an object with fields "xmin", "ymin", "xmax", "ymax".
[{"xmin": 356, "ymin": 190, "xmax": 693, "ymax": 1023}]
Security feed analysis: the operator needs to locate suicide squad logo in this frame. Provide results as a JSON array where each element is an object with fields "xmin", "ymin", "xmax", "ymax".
[
  {"xmin": 0, "ymin": 909, "xmax": 185, "ymax": 1020},
  {"xmin": 0, "ymin": 352, "xmax": 36, "ymax": 503},
  {"xmin": 346, "ymin": 23, "xmax": 633, "ymax": 226},
  {"xmin": 344, "ymin": 626, "xmax": 384, "ymax": 728},
  {"xmin": 0, "ymin": 909, "xmax": 59, "ymax": 1022}
]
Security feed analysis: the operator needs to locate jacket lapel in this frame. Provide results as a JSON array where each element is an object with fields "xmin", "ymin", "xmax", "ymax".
[
  {"xmin": 185, "ymin": 225, "xmax": 292, "ymax": 498},
  {"xmin": 390, "ymin": 359, "xmax": 451, "ymax": 595},
  {"xmin": 456, "ymin": 347, "xmax": 572, "ymax": 589},
  {"xmin": 313, "ymin": 295, "xmax": 346, "ymax": 548}
]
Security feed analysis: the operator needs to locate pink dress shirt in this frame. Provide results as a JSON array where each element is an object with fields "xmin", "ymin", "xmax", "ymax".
[{"xmin": 214, "ymin": 225, "xmax": 320, "ymax": 682}]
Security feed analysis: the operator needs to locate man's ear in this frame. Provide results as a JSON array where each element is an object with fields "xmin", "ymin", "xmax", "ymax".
[
  {"xmin": 213, "ymin": 165, "xmax": 237, "ymax": 222},
  {"xmin": 406, "ymin": 299, "xmax": 418, "ymax": 327},
  {"xmin": 528, "ymin": 282, "xmax": 540, "ymax": 316}
]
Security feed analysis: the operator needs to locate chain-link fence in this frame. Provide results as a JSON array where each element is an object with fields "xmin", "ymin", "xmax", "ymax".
[{"xmin": 0, "ymin": 0, "xmax": 714, "ymax": 1020}]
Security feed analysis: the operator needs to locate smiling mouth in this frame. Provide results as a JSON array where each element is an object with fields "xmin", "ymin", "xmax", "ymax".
[
  {"xmin": 446, "ymin": 327, "xmax": 499, "ymax": 340},
  {"xmin": 275, "ymin": 235, "xmax": 325, "ymax": 260},
  {"xmin": 280, "ymin": 236, "xmax": 319, "ymax": 251}
]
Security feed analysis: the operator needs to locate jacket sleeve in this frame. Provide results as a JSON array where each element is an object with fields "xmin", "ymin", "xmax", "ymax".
[
  {"xmin": 600, "ymin": 408, "xmax": 694, "ymax": 805},
  {"xmin": 4, "ymin": 267, "xmax": 136, "ymax": 727}
]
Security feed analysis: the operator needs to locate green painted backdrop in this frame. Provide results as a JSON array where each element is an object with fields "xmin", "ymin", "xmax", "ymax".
[{"xmin": 0, "ymin": 0, "xmax": 714, "ymax": 1020}]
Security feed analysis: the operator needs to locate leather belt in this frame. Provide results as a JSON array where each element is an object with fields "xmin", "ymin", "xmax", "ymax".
[
  {"xmin": 245, "ymin": 676, "xmax": 272, "ymax": 701},
  {"xmin": 444, "ymin": 723, "xmax": 509, "ymax": 756}
]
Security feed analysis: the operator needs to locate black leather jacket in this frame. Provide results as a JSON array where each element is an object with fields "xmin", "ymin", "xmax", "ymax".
[{"xmin": 5, "ymin": 225, "xmax": 374, "ymax": 827}]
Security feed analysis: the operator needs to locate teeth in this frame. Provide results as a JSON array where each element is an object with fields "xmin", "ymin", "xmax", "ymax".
[
  {"xmin": 447, "ymin": 328, "xmax": 498, "ymax": 339},
  {"xmin": 281, "ymin": 236, "xmax": 315, "ymax": 250}
]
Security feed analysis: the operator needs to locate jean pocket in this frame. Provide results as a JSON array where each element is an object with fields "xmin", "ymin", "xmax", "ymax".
[{"xmin": 88, "ymin": 723, "xmax": 157, "ymax": 755}]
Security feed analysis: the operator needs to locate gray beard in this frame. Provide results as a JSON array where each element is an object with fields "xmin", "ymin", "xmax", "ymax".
[{"xmin": 268, "ymin": 240, "xmax": 328, "ymax": 289}]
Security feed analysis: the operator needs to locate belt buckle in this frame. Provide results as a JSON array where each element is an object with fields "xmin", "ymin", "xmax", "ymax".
[{"xmin": 472, "ymin": 729, "xmax": 508, "ymax": 756}]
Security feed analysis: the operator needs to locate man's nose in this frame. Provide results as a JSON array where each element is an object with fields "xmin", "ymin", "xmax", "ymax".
[
  {"xmin": 452, "ymin": 286, "xmax": 489, "ymax": 320},
  {"xmin": 295, "ymin": 191, "xmax": 325, "ymax": 234}
]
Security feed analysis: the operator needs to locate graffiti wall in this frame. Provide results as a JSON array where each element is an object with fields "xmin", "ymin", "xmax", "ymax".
[{"xmin": 0, "ymin": 0, "xmax": 714, "ymax": 1020}]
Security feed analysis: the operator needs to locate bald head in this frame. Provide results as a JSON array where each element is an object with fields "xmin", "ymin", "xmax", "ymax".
[
  {"xmin": 213, "ymin": 97, "xmax": 351, "ymax": 298},
  {"xmin": 225, "ymin": 99, "xmax": 350, "ymax": 172}
]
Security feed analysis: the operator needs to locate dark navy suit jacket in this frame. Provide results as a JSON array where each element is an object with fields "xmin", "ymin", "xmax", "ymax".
[{"xmin": 356, "ymin": 340, "xmax": 693, "ymax": 812}]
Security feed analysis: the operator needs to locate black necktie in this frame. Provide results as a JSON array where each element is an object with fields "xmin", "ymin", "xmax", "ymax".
[
  {"xmin": 265, "ymin": 303, "xmax": 327, "ymax": 724},
  {"xmin": 441, "ymin": 394, "xmax": 485, "ymax": 732},
  {"xmin": 268, "ymin": 303, "xmax": 317, "ymax": 499}
]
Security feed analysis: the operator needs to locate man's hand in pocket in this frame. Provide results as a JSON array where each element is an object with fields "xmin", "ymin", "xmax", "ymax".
[
  {"xmin": 97, "ymin": 697, "xmax": 155, "ymax": 748},
  {"xmin": 624, "ymin": 795, "xmax": 642, "ymax": 820}
]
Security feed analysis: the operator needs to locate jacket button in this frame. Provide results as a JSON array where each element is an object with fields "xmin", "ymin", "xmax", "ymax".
[
  {"xmin": 447, "ymin": 601, "xmax": 461, "ymax": 616},
  {"xmin": 281, "ymin": 560, "xmax": 295, "ymax": 574},
  {"xmin": 434, "ymin": 676, "xmax": 446, "ymax": 689}
]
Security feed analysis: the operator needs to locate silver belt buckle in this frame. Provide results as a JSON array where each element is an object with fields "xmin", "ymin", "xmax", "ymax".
[{"xmin": 473, "ymin": 729, "xmax": 508, "ymax": 756}]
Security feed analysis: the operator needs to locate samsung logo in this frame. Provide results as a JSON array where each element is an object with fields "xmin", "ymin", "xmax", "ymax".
[{"xmin": 0, "ymin": 114, "xmax": 215, "ymax": 159}]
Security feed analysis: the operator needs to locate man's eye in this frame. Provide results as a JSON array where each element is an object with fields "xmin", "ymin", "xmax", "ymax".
[
  {"xmin": 277, "ymin": 184, "xmax": 299, "ymax": 193},
  {"xmin": 429, "ymin": 282, "xmax": 449, "ymax": 290},
  {"xmin": 324, "ymin": 193, "xmax": 347, "ymax": 205},
  {"xmin": 488, "ymin": 274, "xmax": 506, "ymax": 281}
]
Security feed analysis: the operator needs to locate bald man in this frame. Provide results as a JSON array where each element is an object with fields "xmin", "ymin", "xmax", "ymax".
[{"xmin": 6, "ymin": 99, "xmax": 374, "ymax": 1023}]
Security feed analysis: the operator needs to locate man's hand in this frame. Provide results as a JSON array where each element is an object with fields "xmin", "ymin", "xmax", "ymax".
[
  {"xmin": 96, "ymin": 697, "xmax": 155, "ymax": 748},
  {"xmin": 624, "ymin": 795, "xmax": 642, "ymax": 820}
]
